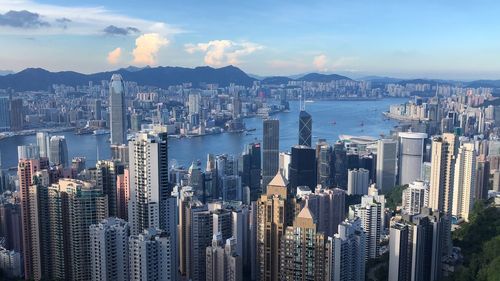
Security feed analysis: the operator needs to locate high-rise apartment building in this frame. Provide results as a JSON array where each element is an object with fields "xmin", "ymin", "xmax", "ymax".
[
  {"xmin": 402, "ymin": 180, "xmax": 429, "ymax": 215},
  {"xmin": 262, "ymin": 119, "xmax": 279, "ymax": 190},
  {"xmin": 452, "ymin": 143, "xmax": 476, "ymax": 222},
  {"xmin": 328, "ymin": 218, "xmax": 366, "ymax": 281},
  {"xmin": 109, "ymin": 74, "xmax": 127, "ymax": 145},
  {"xmin": 280, "ymin": 205, "xmax": 329, "ymax": 281},
  {"xmin": 128, "ymin": 131, "xmax": 169, "ymax": 235},
  {"xmin": 428, "ymin": 133, "xmax": 456, "ymax": 256},
  {"xmin": 300, "ymin": 187, "xmax": 345, "ymax": 237},
  {"xmin": 350, "ymin": 195, "xmax": 383, "ymax": 259},
  {"xmin": 9, "ymin": 98, "xmax": 23, "ymax": 131},
  {"xmin": 36, "ymin": 132, "xmax": 50, "ymax": 158},
  {"xmin": 206, "ymin": 235, "xmax": 242, "ymax": 281},
  {"xmin": 0, "ymin": 96, "xmax": 10, "ymax": 131},
  {"xmin": 129, "ymin": 228, "xmax": 174, "ymax": 281},
  {"xmin": 89, "ymin": 218, "xmax": 130, "ymax": 281},
  {"xmin": 239, "ymin": 142, "xmax": 261, "ymax": 201},
  {"xmin": 376, "ymin": 139, "xmax": 397, "ymax": 192}
]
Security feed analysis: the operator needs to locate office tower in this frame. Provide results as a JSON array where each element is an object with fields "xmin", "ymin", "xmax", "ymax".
[
  {"xmin": 262, "ymin": 119, "xmax": 279, "ymax": 190},
  {"xmin": 0, "ymin": 96, "xmax": 10, "ymax": 131},
  {"xmin": 240, "ymin": 142, "xmax": 261, "ymax": 201},
  {"xmin": 249, "ymin": 202, "xmax": 258, "ymax": 281},
  {"xmin": 49, "ymin": 135, "xmax": 68, "ymax": 167},
  {"xmin": 0, "ymin": 199, "xmax": 22, "ymax": 253},
  {"xmin": 0, "ymin": 247, "xmax": 22, "ymax": 278},
  {"xmin": 129, "ymin": 228, "xmax": 174, "ymax": 281},
  {"xmin": 17, "ymin": 144, "xmax": 40, "ymax": 161},
  {"xmin": 231, "ymin": 206, "xmax": 250, "ymax": 274},
  {"xmin": 402, "ymin": 180, "xmax": 429, "ymax": 215},
  {"xmin": 109, "ymin": 74, "xmax": 127, "ymax": 145},
  {"xmin": 9, "ymin": 98, "xmax": 23, "ymax": 131},
  {"xmin": 301, "ymin": 187, "xmax": 345, "ymax": 237},
  {"xmin": 333, "ymin": 141, "xmax": 348, "ymax": 188},
  {"xmin": 376, "ymin": 139, "xmax": 397, "ymax": 192},
  {"xmin": 110, "ymin": 144, "xmax": 129, "ymax": 164},
  {"xmin": 347, "ymin": 168, "xmax": 370, "ymax": 195},
  {"xmin": 188, "ymin": 204, "xmax": 213, "ymax": 281},
  {"xmin": 128, "ymin": 131, "xmax": 169, "ymax": 235},
  {"xmin": 452, "ymin": 143, "xmax": 476, "ymax": 222},
  {"xmin": 279, "ymin": 151, "xmax": 291, "ymax": 180},
  {"xmin": 188, "ymin": 92, "xmax": 201, "ymax": 115},
  {"xmin": 95, "ymin": 160, "xmax": 124, "ymax": 217},
  {"xmin": 316, "ymin": 141, "xmax": 334, "ymax": 188},
  {"xmin": 18, "ymin": 159, "xmax": 40, "ymax": 280},
  {"xmin": 92, "ymin": 99, "xmax": 102, "ymax": 120},
  {"xmin": 298, "ymin": 110, "xmax": 312, "ymax": 147},
  {"xmin": 288, "ymin": 145, "xmax": 317, "ymax": 195},
  {"xmin": 350, "ymin": 195, "xmax": 382, "ymax": 259},
  {"xmin": 329, "ymin": 218, "xmax": 366, "ymax": 281},
  {"xmin": 257, "ymin": 172, "xmax": 294, "ymax": 281},
  {"xmin": 475, "ymin": 154, "xmax": 489, "ymax": 201},
  {"xmin": 212, "ymin": 208, "xmax": 233, "ymax": 241},
  {"xmin": 188, "ymin": 161, "xmax": 205, "ymax": 200},
  {"xmin": 48, "ymin": 179, "xmax": 108, "ymax": 280},
  {"xmin": 428, "ymin": 133, "xmax": 456, "ymax": 256},
  {"xmin": 232, "ymin": 92, "xmax": 242, "ymax": 119},
  {"xmin": 398, "ymin": 132, "xmax": 427, "ymax": 185},
  {"xmin": 280, "ymin": 205, "xmax": 328, "ymax": 281},
  {"xmin": 206, "ymin": 235, "xmax": 242, "ymax": 281},
  {"xmin": 89, "ymin": 218, "xmax": 130, "ymax": 281},
  {"xmin": 388, "ymin": 209, "xmax": 444, "ymax": 281},
  {"xmin": 116, "ymin": 168, "xmax": 129, "ymax": 220}
]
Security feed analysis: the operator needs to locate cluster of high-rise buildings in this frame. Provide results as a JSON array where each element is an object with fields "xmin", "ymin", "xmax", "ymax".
[{"xmin": 1, "ymin": 73, "xmax": 500, "ymax": 281}]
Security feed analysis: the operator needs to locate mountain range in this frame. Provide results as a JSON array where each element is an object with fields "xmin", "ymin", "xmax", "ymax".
[{"xmin": 0, "ymin": 65, "xmax": 499, "ymax": 91}]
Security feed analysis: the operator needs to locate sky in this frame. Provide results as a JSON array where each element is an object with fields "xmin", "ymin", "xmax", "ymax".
[{"xmin": 0, "ymin": 0, "xmax": 499, "ymax": 79}]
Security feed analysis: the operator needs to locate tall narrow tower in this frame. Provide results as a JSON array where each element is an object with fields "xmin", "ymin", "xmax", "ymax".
[
  {"xmin": 109, "ymin": 74, "xmax": 126, "ymax": 145},
  {"xmin": 262, "ymin": 119, "xmax": 279, "ymax": 190},
  {"xmin": 298, "ymin": 109, "xmax": 312, "ymax": 147}
]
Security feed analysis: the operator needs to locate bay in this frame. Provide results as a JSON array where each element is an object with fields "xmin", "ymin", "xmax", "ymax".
[{"xmin": 0, "ymin": 99, "xmax": 398, "ymax": 170}]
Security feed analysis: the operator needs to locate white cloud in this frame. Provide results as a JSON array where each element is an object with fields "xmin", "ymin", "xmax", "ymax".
[
  {"xmin": 185, "ymin": 40, "xmax": 263, "ymax": 67},
  {"xmin": 132, "ymin": 33, "xmax": 169, "ymax": 65},
  {"xmin": 0, "ymin": 0, "xmax": 181, "ymax": 36},
  {"xmin": 313, "ymin": 54, "xmax": 328, "ymax": 71},
  {"xmin": 107, "ymin": 47, "xmax": 121, "ymax": 64}
]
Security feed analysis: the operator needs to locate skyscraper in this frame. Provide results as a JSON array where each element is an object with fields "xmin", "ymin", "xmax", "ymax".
[
  {"xmin": 128, "ymin": 228, "xmax": 174, "ymax": 281},
  {"xmin": 262, "ymin": 119, "xmax": 279, "ymax": 190},
  {"xmin": 89, "ymin": 218, "xmax": 130, "ymax": 281},
  {"xmin": 0, "ymin": 96, "xmax": 10, "ymax": 131},
  {"xmin": 280, "ymin": 205, "xmax": 329, "ymax": 281},
  {"xmin": 36, "ymin": 132, "xmax": 50, "ymax": 158},
  {"xmin": 402, "ymin": 180, "xmax": 429, "ymax": 215},
  {"xmin": 109, "ymin": 74, "xmax": 127, "ymax": 145},
  {"xmin": 206, "ymin": 235, "xmax": 242, "ymax": 281},
  {"xmin": 239, "ymin": 142, "xmax": 261, "ymax": 201},
  {"xmin": 316, "ymin": 140, "xmax": 334, "ymax": 188},
  {"xmin": 350, "ymin": 194, "xmax": 383, "ymax": 259},
  {"xmin": 95, "ymin": 160, "xmax": 123, "ymax": 217},
  {"xmin": 388, "ymin": 209, "xmax": 445, "ymax": 281},
  {"xmin": 398, "ymin": 132, "xmax": 427, "ymax": 186},
  {"xmin": 49, "ymin": 136, "xmax": 68, "ymax": 167},
  {"xmin": 376, "ymin": 139, "xmax": 397, "ymax": 192},
  {"xmin": 257, "ymin": 172, "xmax": 294, "ymax": 281},
  {"xmin": 298, "ymin": 110, "xmax": 312, "ymax": 147},
  {"xmin": 17, "ymin": 144, "xmax": 40, "ymax": 161},
  {"xmin": 128, "ymin": 131, "xmax": 169, "ymax": 235},
  {"xmin": 9, "ymin": 98, "xmax": 23, "ymax": 131},
  {"xmin": 333, "ymin": 141, "xmax": 348, "ymax": 188},
  {"xmin": 428, "ymin": 133, "xmax": 457, "ymax": 256},
  {"xmin": 452, "ymin": 142, "xmax": 476, "ymax": 222},
  {"xmin": 347, "ymin": 168, "xmax": 370, "ymax": 195},
  {"xmin": 329, "ymin": 218, "xmax": 366, "ymax": 281},
  {"xmin": 475, "ymin": 154, "xmax": 490, "ymax": 201},
  {"xmin": 288, "ymin": 145, "xmax": 317, "ymax": 195}
]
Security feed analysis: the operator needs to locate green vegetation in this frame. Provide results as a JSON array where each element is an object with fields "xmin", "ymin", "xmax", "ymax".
[
  {"xmin": 382, "ymin": 185, "xmax": 407, "ymax": 211},
  {"xmin": 446, "ymin": 201, "xmax": 500, "ymax": 281}
]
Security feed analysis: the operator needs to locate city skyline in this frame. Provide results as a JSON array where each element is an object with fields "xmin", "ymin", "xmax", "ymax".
[{"xmin": 1, "ymin": 0, "xmax": 500, "ymax": 79}]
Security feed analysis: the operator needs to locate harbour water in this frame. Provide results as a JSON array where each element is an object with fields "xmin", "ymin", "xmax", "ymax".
[{"xmin": 0, "ymin": 99, "xmax": 398, "ymax": 170}]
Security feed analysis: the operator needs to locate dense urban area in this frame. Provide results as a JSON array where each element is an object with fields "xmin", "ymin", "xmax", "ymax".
[{"xmin": 0, "ymin": 68, "xmax": 499, "ymax": 281}]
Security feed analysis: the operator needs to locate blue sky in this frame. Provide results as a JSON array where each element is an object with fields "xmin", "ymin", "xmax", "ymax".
[{"xmin": 0, "ymin": 0, "xmax": 499, "ymax": 79}]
